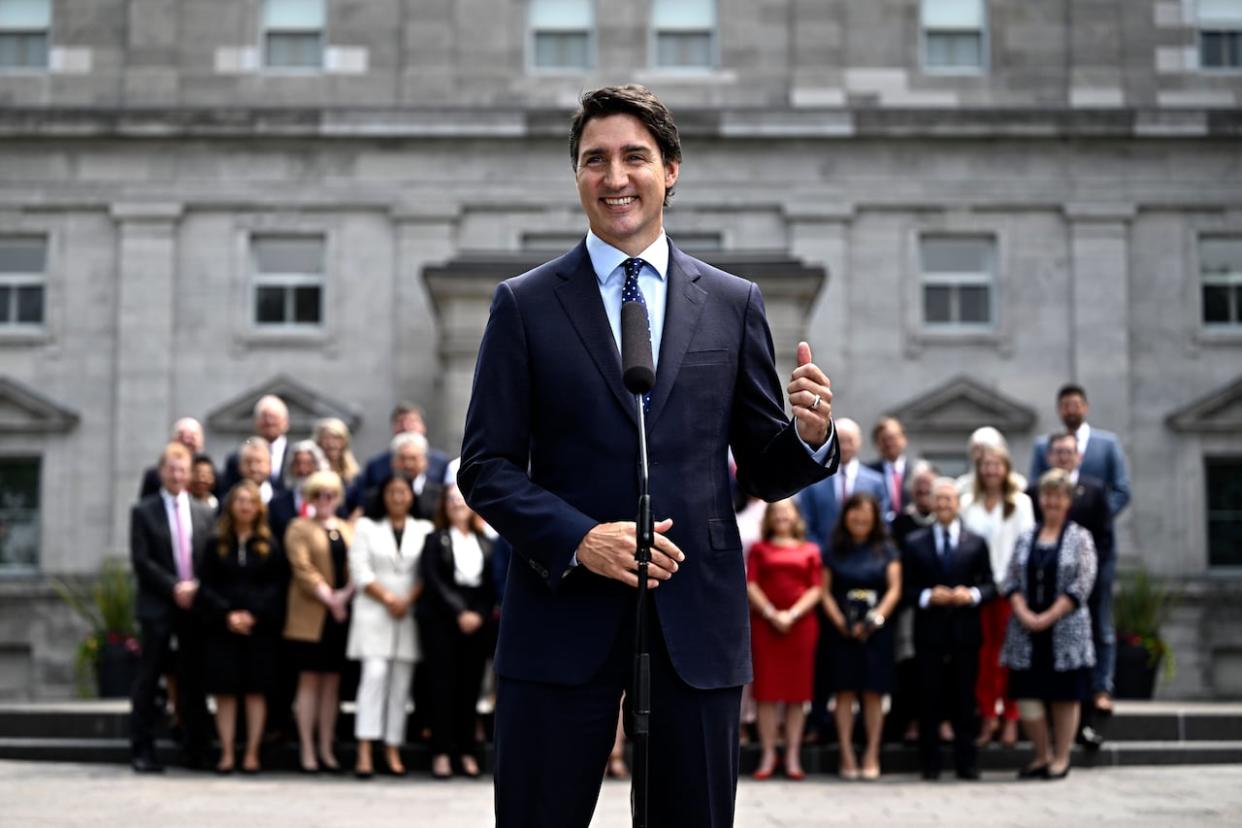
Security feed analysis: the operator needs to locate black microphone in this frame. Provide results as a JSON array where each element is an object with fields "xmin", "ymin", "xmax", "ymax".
[{"xmin": 621, "ymin": 301, "xmax": 655, "ymax": 395}]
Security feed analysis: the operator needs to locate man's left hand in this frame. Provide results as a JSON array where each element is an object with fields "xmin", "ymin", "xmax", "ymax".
[{"xmin": 788, "ymin": 341, "xmax": 832, "ymax": 449}]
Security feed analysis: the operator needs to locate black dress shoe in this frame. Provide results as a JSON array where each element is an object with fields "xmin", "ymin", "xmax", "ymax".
[
  {"xmin": 921, "ymin": 768, "xmax": 941, "ymax": 781},
  {"xmin": 131, "ymin": 755, "xmax": 165, "ymax": 774},
  {"xmin": 354, "ymin": 768, "xmax": 374, "ymax": 780},
  {"xmin": 1016, "ymin": 763, "xmax": 1049, "ymax": 780},
  {"xmin": 956, "ymin": 766, "xmax": 981, "ymax": 781},
  {"xmin": 1077, "ymin": 725, "xmax": 1105, "ymax": 751}
]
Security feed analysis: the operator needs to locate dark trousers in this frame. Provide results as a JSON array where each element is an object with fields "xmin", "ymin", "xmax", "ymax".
[
  {"xmin": 420, "ymin": 616, "xmax": 491, "ymax": 757},
  {"xmin": 130, "ymin": 613, "xmax": 210, "ymax": 761},
  {"xmin": 493, "ymin": 604, "xmax": 742, "ymax": 828},
  {"xmin": 916, "ymin": 644, "xmax": 979, "ymax": 774}
]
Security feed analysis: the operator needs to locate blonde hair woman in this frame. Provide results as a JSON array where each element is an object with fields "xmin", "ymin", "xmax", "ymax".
[
  {"xmin": 314, "ymin": 418, "xmax": 360, "ymax": 487},
  {"xmin": 959, "ymin": 442, "xmax": 1034, "ymax": 747},
  {"xmin": 283, "ymin": 471, "xmax": 355, "ymax": 773}
]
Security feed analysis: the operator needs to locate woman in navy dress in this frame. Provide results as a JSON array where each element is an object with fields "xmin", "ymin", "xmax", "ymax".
[{"xmin": 821, "ymin": 493, "xmax": 901, "ymax": 780}]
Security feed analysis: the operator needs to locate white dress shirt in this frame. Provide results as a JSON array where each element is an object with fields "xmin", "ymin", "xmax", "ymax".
[
  {"xmin": 917, "ymin": 518, "xmax": 982, "ymax": 609},
  {"xmin": 1075, "ymin": 422, "xmax": 1091, "ymax": 457},
  {"xmin": 837, "ymin": 458, "xmax": 860, "ymax": 502},
  {"xmin": 269, "ymin": 434, "xmax": 287, "ymax": 481}
]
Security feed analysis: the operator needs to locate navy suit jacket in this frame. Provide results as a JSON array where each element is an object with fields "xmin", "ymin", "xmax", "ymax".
[
  {"xmin": 458, "ymin": 240, "xmax": 837, "ymax": 690},
  {"xmin": 798, "ymin": 463, "xmax": 889, "ymax": 562},
  {"xmin": 1030, "ymin": 427, "xmax": 1130, "ymax": 516},
  {"xmin": 903, "ymin": 525, "xmax": 994, "ymax": 652}
]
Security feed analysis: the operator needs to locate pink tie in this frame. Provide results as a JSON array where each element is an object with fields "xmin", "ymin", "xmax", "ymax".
[
  {"xmin": 891, "ymin": 467, "xmax": 903, "ymax": 509},
  {"xmin": 173, "ymin": 499, "xmax": 192, "ymax": 581}
]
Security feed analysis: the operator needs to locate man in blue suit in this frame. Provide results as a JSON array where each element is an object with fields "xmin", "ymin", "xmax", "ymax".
[
  {"xmin": 797, "ymin": 417, "xmax": 887, "ymax": 741},
  {"xmin": 1029, "ymin": 384, "xmax": 1131, "ymax": 517},
  {"xmin": 459, "ymin": 85, "xmax": 838, "ymax": 827},
  {"xmin": 1028, "ymin": 383, "xmax": 1130, "ymax": 712},
  {"xmin": 800, "ymin": 417, "xmax": 889, "ymax": 555}
]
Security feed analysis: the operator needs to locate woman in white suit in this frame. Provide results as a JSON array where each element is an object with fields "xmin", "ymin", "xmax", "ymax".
[{"xmin": 347, "ymin": 472, "xmax": 434, "ymax": 778}]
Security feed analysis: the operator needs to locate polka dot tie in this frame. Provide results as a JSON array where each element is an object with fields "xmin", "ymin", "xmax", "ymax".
[{"xmin": 622, "ymin": 257, "xmax": 652, "ymax": 414}]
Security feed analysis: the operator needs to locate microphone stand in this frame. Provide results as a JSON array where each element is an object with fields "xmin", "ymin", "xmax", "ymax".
[{"xmin": 631, "ymin": 392, "xmax": 652, "ymax": 828}]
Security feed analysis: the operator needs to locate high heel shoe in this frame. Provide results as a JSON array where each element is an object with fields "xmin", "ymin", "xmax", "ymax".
[
  {"xmin": 1016, "ymin": 763, "xmax": 1049, "ymax": 780},
  {"xmin": 1047, "ymin": 763, "xmax": 1071, "ymax": 780}
]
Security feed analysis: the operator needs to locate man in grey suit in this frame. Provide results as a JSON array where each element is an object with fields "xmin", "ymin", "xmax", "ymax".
[{"xmin": 1028, "ymin": 383, "xmax": 1130, "ymax": 711}]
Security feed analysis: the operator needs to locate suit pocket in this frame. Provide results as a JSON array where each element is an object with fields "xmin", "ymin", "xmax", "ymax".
[
  {"xmin": 707, "ymin": 518, "xmax": 742, "ymax": 555},
  {"xmin": 681, "ymin": 348, "xmax": 731, "ymax": 367}
]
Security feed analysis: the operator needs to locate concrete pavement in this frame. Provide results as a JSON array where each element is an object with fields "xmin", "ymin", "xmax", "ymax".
[{"xmin": 0, "ymin": 760, "xmax": 1239, "ymax": 827}]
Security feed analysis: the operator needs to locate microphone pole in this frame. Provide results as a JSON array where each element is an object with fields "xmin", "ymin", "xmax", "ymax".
[{"xmin": 620, "ymin": 301, "xmax": 655, "ymax": 828}]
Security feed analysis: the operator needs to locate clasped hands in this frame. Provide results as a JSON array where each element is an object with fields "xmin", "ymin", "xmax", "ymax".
[
  {"xmin": 1014, "ymin": 601, "xmax": 1056, "ymax": 633},
  {"xmin": 316, "ymin": 582, "xmax": 351, "ymax": 622},
  {"xmin": 226, "ymin": 609, "xmax": 256, "ymax": 635},
  {"xmin": 576, "ymin": 518, "xmax": 685, "ymax": 589},
  {"xmin": 928, "ymin": 585, "xmax": 977, "ymax": 608}
]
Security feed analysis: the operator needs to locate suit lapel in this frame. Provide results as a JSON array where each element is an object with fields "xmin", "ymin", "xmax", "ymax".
[
  {"xmin": 553, "ymin": 242, "xmax": 637, "ymax": 427},
  {"xmin": 646, "ymin": 244, "xmax": 708, "ymax": 430},
  {"xmin": 146, "ymin": 497, "xmax": 176, "ymax": 565}
]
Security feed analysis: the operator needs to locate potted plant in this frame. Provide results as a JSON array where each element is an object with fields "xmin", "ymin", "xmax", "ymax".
[
  {"xmin": 1111, "ymin": 565, "xmax": 1174, "ymax": 699},
  {"xmin": 54, "ymin": 559, "xmax": 142, "ymax": 698}
]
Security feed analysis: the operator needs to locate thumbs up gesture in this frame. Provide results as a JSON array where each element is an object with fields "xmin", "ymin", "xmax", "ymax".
[{"xmin": 788, "ymin": 340, "xmax": 833, "ymax": 449}]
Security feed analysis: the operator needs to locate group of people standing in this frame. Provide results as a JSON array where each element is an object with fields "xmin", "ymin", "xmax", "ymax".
[
  {"xmin": 743, "ymin": 383, "xmax": 1130, "ymax": 782},
  {"xmin": 128, "ymin": 397, "xmax": 500, "ymax": 780}
]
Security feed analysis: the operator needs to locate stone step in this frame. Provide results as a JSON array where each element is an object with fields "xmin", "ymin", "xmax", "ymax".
[
  {"xmin": 1, "ymin": 737, "xmax": 1240, "ymax": 773},
  {"xmin": 2, "ymin": 700, "xmax": 1238, "ymax": 744}
]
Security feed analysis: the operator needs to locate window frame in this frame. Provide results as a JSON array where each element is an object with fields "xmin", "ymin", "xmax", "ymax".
[
  {"xmin": 1198, "ymin": 234, "xmax": 1242, "ymax": 329},
  {"xmin": 0, "ymin": 454, "xmax": 40, "ymax": 575},
  {"xmin": 527, "ymin": 0, "xmax": 595, "ymax": 73},
  {"xmin": 259, "ymin": 0, "xmax": 326, "ymax": 72},
  {"xmin": 919, "ymin": 0, "xmax": 989, "ymax": 75},
  {"xmin": 0, "ymin": 0, "xmax": 51, "ymax": 72},
  {"xmin": 248, "ymin": 233, "xmax": 327, "ymax": 331},
  {"xmin": 917, "ymin": 233, "xmax": 998, "ymax": 333},
  {"xmin": 0, "ymin": 234, "xmax": 47, "ymax": 332},
  {"xmin": 1205, "ymin": 454, "xmax": 1242, "ymax": 570},
  {"xmin": 649, "ymin": 0, "xmax": 718, "ymax": 72},
  {"xmin": 1198, "ymin": 1, "xmax": 1242, "ymax": 72}
]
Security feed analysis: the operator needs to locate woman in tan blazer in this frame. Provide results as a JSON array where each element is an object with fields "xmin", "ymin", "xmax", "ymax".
[{"xmin": 283, "ymin": 470, "xmax": 355, "ymax": 774}]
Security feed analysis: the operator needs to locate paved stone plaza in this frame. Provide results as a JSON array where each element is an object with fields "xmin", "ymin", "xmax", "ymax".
[{"xmin": 0, "ymin": 760, "xmax": 1239, "ymax": 827}]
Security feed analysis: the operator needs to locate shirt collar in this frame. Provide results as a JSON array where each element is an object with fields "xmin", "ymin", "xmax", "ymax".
[
  {"xmin": 1075, "ymin": 422, "xmax": 1091, "ymax": 447},
  {"xmin": 159, "ymin": 487, "xmax": 186, "ymax": 506},
  {"xmin": 585, "ymin": 229, "xmax": 669, "ymax": 286}
]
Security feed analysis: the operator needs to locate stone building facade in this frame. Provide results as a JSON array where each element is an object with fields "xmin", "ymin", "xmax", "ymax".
[{"xmin": 0, "ymin": 0, "xmax": 1239, "ymax": 698}]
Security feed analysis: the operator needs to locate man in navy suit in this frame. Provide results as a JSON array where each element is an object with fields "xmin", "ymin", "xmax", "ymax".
[
  {"xmin": 903, "ymin": 479, "xmax": 993, "ymax": 780},
  {"xmin": 798, "ymin": 417, "xmax": 887, "ymax": 741},
  {"xmin": 356, "ymin": 404, "xmax": 450, "ymax": 496},
  {"xmin": 1029, "ymin": 384, "xmax": 1129, "ymax": 712},
  {"xmin": 866, "ymin": 415, "xmax": 912, "ymax": 518},
  {"xmin": 458, "ymin": 85, "xmax": 838, "ymax": 827},
  {"xmin": 220, "ymin": 395, "xmax": 292, "ymax": 495},
  {"xmin": 129, "ymin": 442, "xmax": 216, "ymax": 772}
]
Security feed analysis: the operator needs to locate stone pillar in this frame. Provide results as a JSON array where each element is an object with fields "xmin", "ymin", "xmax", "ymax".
[
  {"xmin": 392, "ymin": 204, "xmax": 459, "ymax": 452},
  {"xmin": 1065, "ymin": 202, "xmax": 1135, "ymax": 554},
  {"xmin": 109, "ymin": 202, "xmax": 183, "ymax": 549},
  {"xmin": 787, "ymin": 203, "xmax": 852, "ymax": 405}
]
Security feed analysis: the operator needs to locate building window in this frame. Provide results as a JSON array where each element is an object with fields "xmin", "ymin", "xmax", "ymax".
[
  {"xmin": 0, "ymin": 457, "xmax": 39, "ymax": 572},
  {"xmin": 922, "ymin": 0, "xmax": 986, "ymax": 72},
  {"xmin": 0, "ymin": 0, "xmax": 50, "ymax": 69},
  {"xmin": 919, "ymin": 235, "xmax": 995, "ymax": 329},
  {"xmin": 251, "ymin": 235, "xmax": 324, "ymax": 327},
  {"xmin": 652, "ymin": 0, "xmax": 716, "ymax": 69},
  {"xmin": 529, "ymin": 0, "xmax": 593, "ymax": 70},
  {"xmin": 0, "ymin": 236, "xmax": 46, "ymax": 327},
  {"xmin": 1207, "ymin": 457, "xmax": 1242, "ymax": 567},
  {"xmin": 263, "ymin": 0, "xmax": 324, "ymax": 69},
  {"xmin": 1201, "ymin": 236, "xmax": 1242, "ymax": 326},
  {"xmin": 1200, "ymin": 0, "xmax": 1242, "ymax": 69}
]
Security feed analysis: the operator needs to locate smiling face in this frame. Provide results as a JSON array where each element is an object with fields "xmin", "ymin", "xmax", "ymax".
[{"xmin": 575, "ymin": 113, "xmax": 679, "ymax": 257}]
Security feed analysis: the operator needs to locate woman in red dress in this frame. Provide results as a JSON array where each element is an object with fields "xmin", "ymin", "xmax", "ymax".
[{"xmin": 747, "ymin": 498, "xmax": 823, "ymax": 780}]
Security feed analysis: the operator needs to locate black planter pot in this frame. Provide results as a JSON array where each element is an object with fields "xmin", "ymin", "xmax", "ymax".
[
  {"xmin": 95, "ymin": 640, "xmax": 140, "ymax": 699},
  {"xmin": 1113, "ymin": 641, "xmax": 1160, "ymax": 699}
]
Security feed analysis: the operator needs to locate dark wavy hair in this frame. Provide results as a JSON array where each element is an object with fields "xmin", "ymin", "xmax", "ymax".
[
  {"xmin": 569, "ymin": 85, "xmax": 682, "ymax": 204},
  {"xmin": 365, "ymin": 472, "xmax": 415, "ymax": 521},
  {"xmin": 830, "ymin": 492, "xmax": 889, "ymax": 557},
  {"xmin": 216, "ymin": 479, "xmax": 272, "ymax": 558}
]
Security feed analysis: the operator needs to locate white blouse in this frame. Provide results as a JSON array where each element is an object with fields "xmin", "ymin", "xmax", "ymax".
[
  {"xmin": 451, "ymin": 528, "xmax": 485, "ymax": 587},
  {"xmin": 959, "ymin": 489, "xmax": 1035, "ymax": 588}
]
